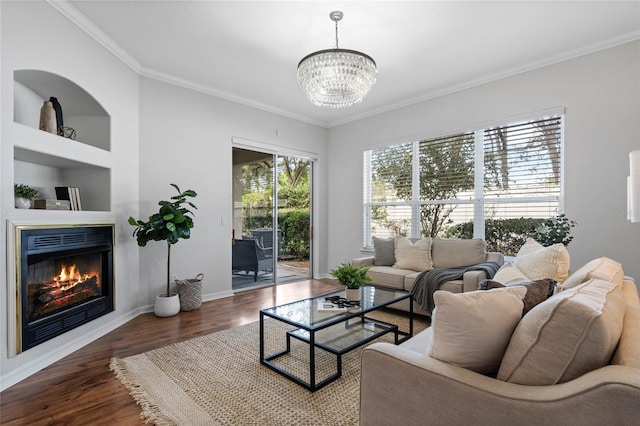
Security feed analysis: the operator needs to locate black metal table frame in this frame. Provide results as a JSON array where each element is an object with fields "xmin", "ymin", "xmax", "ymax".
[{"xmin": 259, "ymin": 289, "xmax": 413, "ymax": 392}]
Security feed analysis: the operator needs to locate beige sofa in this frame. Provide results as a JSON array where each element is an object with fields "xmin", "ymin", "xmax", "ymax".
[
  {"xmin": 352, "ymin": 238, "xmax": 504, "ymax": 316},
  {"xmin": 360, "ymin": 268, "xmax": 640, "ymax": 425}
]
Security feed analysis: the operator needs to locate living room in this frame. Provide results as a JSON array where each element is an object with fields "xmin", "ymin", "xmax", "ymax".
[{"xmin": 1, "ymin": 0, "xmax": 639, "ymax": 422}]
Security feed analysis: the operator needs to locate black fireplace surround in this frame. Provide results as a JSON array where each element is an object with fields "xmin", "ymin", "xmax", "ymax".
[{"xmin": 17, "ymin": 225, "xmax": 114, "ymax": 352}]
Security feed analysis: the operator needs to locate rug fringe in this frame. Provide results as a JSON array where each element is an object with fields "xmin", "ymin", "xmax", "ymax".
[{"xmin": 109, "ymin": 357, "xmax": 176, "ymax": 426}]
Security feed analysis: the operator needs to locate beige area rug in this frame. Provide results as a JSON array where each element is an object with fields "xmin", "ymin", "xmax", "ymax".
[{"xmin": 110, "ymin": 310, "xmax": 429, "ymax": 426}]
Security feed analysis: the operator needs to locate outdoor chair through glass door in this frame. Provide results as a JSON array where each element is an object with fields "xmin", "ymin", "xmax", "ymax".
[{"xmin": 232, "ymin": 147, "xmax": 312, "ymax": 291}]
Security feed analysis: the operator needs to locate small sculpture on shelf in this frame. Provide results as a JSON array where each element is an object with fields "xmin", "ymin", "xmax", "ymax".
[{"xmin": 58, "ymin": 126, "xmax": 77, "ymax": 140}]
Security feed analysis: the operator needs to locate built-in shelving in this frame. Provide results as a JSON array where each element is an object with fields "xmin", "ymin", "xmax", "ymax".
[{"xmin": 12, "ymin": 70, "xmax": 111, "ymax": 212}]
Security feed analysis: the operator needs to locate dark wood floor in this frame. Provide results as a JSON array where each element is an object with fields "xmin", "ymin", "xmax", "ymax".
[{"xmin": 0, "ymin": 279, "xmax": 342, "ymax": 426}]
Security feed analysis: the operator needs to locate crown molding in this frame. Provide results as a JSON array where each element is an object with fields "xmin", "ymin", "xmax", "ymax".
[
  {"xmin": 46, "ymin": 0, "xmax": 142, "ymax": 73},
  {"xmin": 46, "ymin": 0, "xmax": 639, "ymax": 130},
  {"xmin": 46, "ymin": 0, "xmax": 326, "ymax": 126},
  {"xmin": 138, "ymin": 67, "xmax": 327, "ymax": 128},
  {"xmin": 327, "ymin": 30, "xmax": 640, "ymax": 128}
]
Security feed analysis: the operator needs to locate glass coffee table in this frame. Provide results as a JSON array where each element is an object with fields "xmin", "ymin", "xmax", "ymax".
[{"xmin": 259, "ymin": 285, "xmax": 413, "ymax": 391}]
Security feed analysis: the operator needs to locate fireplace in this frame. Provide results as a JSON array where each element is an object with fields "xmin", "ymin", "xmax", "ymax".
[{"xmin": 16, "ymin": 224, "xmax": 114, "ymax": 353}]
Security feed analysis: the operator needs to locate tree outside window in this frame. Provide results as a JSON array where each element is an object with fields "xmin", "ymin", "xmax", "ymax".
[{"xmin": 363, "ymin": 114, "xmax": 564, "ymax": 255}]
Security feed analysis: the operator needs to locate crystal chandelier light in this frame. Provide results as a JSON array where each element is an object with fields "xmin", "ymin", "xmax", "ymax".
[{"xmin": 297, "ymin": 11, "xmax": 377, "ymax": 108}]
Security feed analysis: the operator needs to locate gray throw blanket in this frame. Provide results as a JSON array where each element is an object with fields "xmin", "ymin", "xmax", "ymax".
[{"xmin": 411, "ymin": 262, "xmax": 502, "ymax": 313}]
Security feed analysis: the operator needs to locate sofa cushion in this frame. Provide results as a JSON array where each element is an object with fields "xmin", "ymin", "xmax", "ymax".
[
  {"xmin": 404, "ymin": 273, "xmax": 468, "ymax": 294},
  {"xmin": 368, "ymin": 266, "xmax": 410, "ymax": 290},
  {"xmin": 561, "ymin": 257, "xmax": 624, "ymax": 290},
  {"xmin": 404, "ymin": 271, "xmax": 465, "ymax": 294},
  {"xmin": 514, "ymin": 238, "xmax": 570, "ymax": 282},
  {"xmin": 437, "ymin": 280, "xmax": 464, "ymax": 294},
  {"xmin": 393, "ymin": 236, "xmax": 432, "ymax": 271},
  {"xmin": 497, "ymin": 278, "xmax": 625, "ymax": 385},
  {"xmin": 427, "ymin": 286, "xmax": 527, "ymax": 375},
  {"xmin": 400, "ymin": 326, "xmax": 433, "ymax": 354},
  {"xmin": 403, "ymin": 271, "xmax": 422, "ymax": 291},
  {"xmin": 431, "ymin": 238, "xmax": 486, "ymax": 268},
  {"xmin": 478, "ymin": 278, "xmax": 556, "ymax": 315},
  {"xmin": 372, "ymin": 236, "xmax": 396, "ymax": 266},
  {"xmin": 493, "ymin": 262, "xmax": 530, "ymax": 284}
]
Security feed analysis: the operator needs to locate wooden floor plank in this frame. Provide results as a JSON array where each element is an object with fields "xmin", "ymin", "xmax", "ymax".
[{"xmin": 0, "ymin": 279, "xmax": 341, "ymax": 425}]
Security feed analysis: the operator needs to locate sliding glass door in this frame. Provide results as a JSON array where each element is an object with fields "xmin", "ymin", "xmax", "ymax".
[
  {"xmin": 231, "ymin": 147, "xmax": 312, "ymax": 290},
  {"xmin": 275, "ymin": 155, "xmax": 311, "ymax": 283}
]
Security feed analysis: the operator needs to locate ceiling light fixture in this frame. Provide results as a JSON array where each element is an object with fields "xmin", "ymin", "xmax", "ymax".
[{"xmin": 297, "ymin": 11, "xmax": 377, "ymax": 109}]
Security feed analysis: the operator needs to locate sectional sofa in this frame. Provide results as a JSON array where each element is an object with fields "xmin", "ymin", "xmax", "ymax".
[{"xmin": 359, "ymin": 255, "xmax": 639, "ymax": 425}]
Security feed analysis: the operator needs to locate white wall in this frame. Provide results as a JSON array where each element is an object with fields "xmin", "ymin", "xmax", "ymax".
[
  {"xmin": 0, "ymin": 1, "xmax": 140, "ymax": 389},
  {"xmin": 327, "ymin": 41, "xmax": 640, "ymax": 281},
  {"xmin": 138, "ymin": 77, "xmax": 328, "ymax": 304}
]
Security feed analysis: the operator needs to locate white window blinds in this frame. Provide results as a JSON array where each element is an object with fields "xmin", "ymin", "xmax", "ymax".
[
  {"xmin": 363, "ymin": 114, "xmax": 564, "ymax": 249},
  {"xmin": 483, "ymin": 116, "xmax": 562, "ymax": 218}
]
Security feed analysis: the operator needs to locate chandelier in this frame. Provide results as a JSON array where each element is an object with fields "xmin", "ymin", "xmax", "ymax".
[{"xmin": 297, "ymin": 11, "xmax": 377, "ymax": 109}]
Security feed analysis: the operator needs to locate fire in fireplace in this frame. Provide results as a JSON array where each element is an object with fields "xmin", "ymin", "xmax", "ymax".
[
  {"xmin": 28, "ymin": 255, "xmax": 102, "ymax": 322},
  {"xmin": 16, "ymin": 224, "xmax": 114, "ymax": 353}
]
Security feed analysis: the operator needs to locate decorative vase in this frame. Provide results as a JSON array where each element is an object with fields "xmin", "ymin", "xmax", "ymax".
[
  {"xmin": 345, "ymin": 287, "xmax": 361, "ymax": 301},
  {"xmin": 154, "ymin": 293, "xmax": 181, "ymax": 317},
  {"xmin": 49, "ymin": 96, "xmax": 64, "ymax": 132},
  {"xmin": 39, "ymin": 101, "xmax": 56, "ymax": 134},
  {"xmin": 15, "ymin": 197, "xmax": 31, "ymax": 209}
]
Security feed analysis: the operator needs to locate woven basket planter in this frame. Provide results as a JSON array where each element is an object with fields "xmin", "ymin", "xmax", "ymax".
[{"xmin": 176, "ymin": 273, "xmax": 204, "ymax": 311}]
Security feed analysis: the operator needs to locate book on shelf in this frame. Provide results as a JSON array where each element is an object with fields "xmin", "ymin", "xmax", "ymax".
[
  {"xmin": 55, "ymin": 186, "xmax": 82, "ymax": 211},
  {"xmin": 73, "ymin": 187, "xmax": 82, "ymax": 211}
]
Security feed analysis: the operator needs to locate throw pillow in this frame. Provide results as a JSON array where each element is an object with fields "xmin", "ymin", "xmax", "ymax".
[
  {"xmin": 372, "ymin": 236, "xmax": 395, "ymax": 266},
  {"xmin": 561, "ymin": 257, "xmax": 624, "ymax": 290},
  {"xmin": 478, "ymin": 278, "xmax": 556, "ymax": 315},
  {"xmin": 431, "ymin": 238, "xmax": 486, "ymax": 268},
  {"xmin": 497, "ymin": 278, "xmax": 625, "ymax": 385},
  {"xmin": 493, "ymin": 262, "xmax": 530, "ymax": 284},
  {"xmin": 514, "ymin": 238, "xmax": 570, "ymax": 283},
  {"xmin": 393, "ymin": 236, "xmax": 432, "ymax": 271},
  {"xmin": 478, "ymin": 279, "xmax": 503, "ymax": 290},
  {"xmin": 427, "ymin": 286, "xmax": 527, "ymax": 375}
]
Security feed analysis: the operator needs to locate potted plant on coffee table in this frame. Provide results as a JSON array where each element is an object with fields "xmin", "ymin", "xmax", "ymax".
[
  {"xmin": 128, "ymin": 183, "xmax": 197, "ymax": 317},
  {"xmin": 330, "ymin": 263, "xmax": 372, "ymax": 301}
]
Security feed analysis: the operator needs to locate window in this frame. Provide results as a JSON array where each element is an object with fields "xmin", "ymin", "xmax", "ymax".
[{"xmin": 363, "ymin": 115, "xmax": 563, "ymax": 250}]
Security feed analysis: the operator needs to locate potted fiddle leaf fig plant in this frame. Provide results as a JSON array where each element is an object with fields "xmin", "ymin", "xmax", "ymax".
[
  {"xmin": 330, "ymin": 263, "xmax": 371, "ymax": 301},
  {"xmin": 128, "ymin": 183, "xmax": 197, "ymax": 317}
]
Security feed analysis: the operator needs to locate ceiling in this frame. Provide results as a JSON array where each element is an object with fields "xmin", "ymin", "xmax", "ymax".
[{"xmin": 59, "ymin": 1, "xmax": 640, "ymax": 128}]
